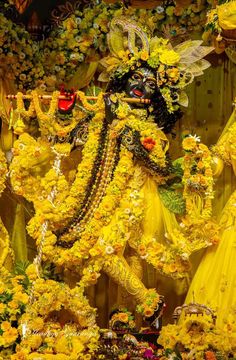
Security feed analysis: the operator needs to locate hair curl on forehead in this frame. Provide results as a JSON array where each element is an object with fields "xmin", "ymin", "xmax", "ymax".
[{"xmin": 106, "ymin": 60, "xmax": 182, "ymax": 135}]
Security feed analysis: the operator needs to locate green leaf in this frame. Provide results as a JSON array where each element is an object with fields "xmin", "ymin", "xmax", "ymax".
[
  {"xmin": 13, "ymin": 261, "xmax": 30, "ymax": 276},
  {"xmin": 172, "ymin": 157, "xmax": 184, "ymax": 178},
  {"xmin": 159, "ymin": 187, "xmax": 186, "ymax": 215}
]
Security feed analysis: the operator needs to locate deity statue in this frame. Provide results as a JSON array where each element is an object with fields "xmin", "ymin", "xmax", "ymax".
[{"xmin": 8, "ymin": 17, "xmax": 215, "ymax": 358}]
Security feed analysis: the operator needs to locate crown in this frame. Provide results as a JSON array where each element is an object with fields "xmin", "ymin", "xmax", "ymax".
[
  {"xmin": 99, "ymin": 17, "xmax": 213, "ymax": 113},
  {"xmin": 173, "ymin": 302, "xmax": 216, "ymax": 324}
]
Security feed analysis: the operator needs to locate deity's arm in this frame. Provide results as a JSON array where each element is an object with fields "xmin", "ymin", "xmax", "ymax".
[{"xmin": 10, "ymin": 133, "xmax": 54, "ymax": 203}]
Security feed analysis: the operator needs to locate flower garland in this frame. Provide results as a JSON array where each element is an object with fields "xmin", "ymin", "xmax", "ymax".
[
  {"xmin": 180, "ymin": 134, "xmax": 220, "ymax": 250},
  {"xmin": 158, "ymin": 312, "xmax": 236, "ymax": 359},
  {"xmin": 41, "ymin": 145, "xmax": 136, "ymax": 267},
  {"xmin": 182, "ymin": 135, "xmax": 214, "ymax": 219},
  {"xmin": 10, "ymin": 91, "xmax": 105, "ymax": 207},
  {"xmin": 14, "ymin": 266, "xmax": 100, "ymax": 360},
  {"xmin": 32, "ymin": 90, "xmax": 60, "ymax": 136},
  {"xmin": 10, "ymin": 96, "xmax": 218, "ymax": 283},
  {"xmin": 0, "ymin": 268, "xmax": 30, "ymax": 359},
  {"xmin": 0, "ymin": 149, "xmax": 7, "ymax": 197}
]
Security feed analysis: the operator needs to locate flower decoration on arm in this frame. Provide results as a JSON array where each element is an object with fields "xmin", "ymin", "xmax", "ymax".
[{"xmin": 181, "ymin": 134, "xmax": 220, "ymax": 250}]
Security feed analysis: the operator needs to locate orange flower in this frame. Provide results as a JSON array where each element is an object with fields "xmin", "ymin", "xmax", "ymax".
[
  {"xmin": 143, "ymin": 307, "xmax": 154, "ymax": 317},
  {"xmin": 197, "ymin": 161, "xmax": 205, "ymax": 170},
  {"xmin": 142, "ymin": 137, "xmax": 156, "ymax": 151},
  {"xmin": 138, "ymin": 244, "xmax": 147, "ymax": 256},
  {"xmin": 93, "ymin": 210, "xmax": 102, "ymax": 219},
  {"xmin": 118, "ymin": 313, "xmax": 129, "ymax": 323},
  {"xmin": 205, "ymin": 351, "xmax": 217, "ymax": 360}
]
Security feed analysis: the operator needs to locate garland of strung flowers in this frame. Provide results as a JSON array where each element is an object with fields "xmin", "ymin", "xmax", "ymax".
[
  {"xmin": 180, "ymin": 134, "xmax": 220, "ymax": 249},
  {"xmin": 14, "ymin": 274, "xmax": 100, "ymax": 360},
  {"xmin": 10, "ymin": 110, "xmax": 102, "ymax": 358},
  {"xmin": 11, "ymin": 92, "xmax": 217, "ymax": 288},
  {"xmin": 10, "ymin": 93, "xmax": 162, "ymax": 319}
]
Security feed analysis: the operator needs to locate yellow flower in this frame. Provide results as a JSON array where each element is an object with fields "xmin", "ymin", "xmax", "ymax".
[
  {"xmin": 8, "ymin": 300, "xmax": 19, "ymax": 310},
  {"xmin": 140, "ymin": 50, "xmax": 149, "ymax": 61},
  {"xmin": 143, "ymin": 307, "xmax": 154, "ymax": 317},
  {"xmin": 118, "ymin": 313, "xmax": 129, "ymax": 323},
  {"xmin": 182, "ymin": 136, "xmax": 197, "ymax": 151},
  {"xmin": 1, "ymin": 321, "xmax": 11, "ymax": 332},
  {"xmin": 159, "ymin": 50, "xmax": 180, "ymax": 65},
  {"xmin": 2, "ymin": 327, "xmax": 18, "ymax": 345},
  {"xmin": 30, "ymin": 317, "xmax": 44, "ymax": 331},
  {"xmin": 13, "ymin": 292, "xmax": 29, "ymax": 304},
  {"xmin": 28, "ymin": 334, "xmax": 42, "ymax": 350},
  {"xmin": 166, "ymin": 6, "xmax": 175, "ymax": 16},
  {"xmin": 166, "ymin": 67, "xmax": 180, "ymax": 82}
]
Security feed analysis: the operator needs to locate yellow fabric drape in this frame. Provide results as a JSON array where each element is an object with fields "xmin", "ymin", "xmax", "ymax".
[{"xmin": 0, "ymin": 78, "xmax": 28, "ymax": 268}]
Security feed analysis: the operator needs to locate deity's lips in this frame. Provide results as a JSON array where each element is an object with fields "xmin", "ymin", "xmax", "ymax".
[{"xmin": 132, "ymin": 89, "xmax": 144, "ymax": 97}]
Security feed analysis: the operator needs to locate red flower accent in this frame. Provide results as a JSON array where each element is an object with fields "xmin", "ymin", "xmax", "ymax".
[{"xmin": 142, "ymin": 137, "xmax": 156, "ymax": 151}]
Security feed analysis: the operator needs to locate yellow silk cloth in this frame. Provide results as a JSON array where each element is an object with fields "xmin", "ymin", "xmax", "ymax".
[
  {"xmin": 184, "ymin": 112, "xmax": 236, "ymax": 328},
  {"xmin": 185, "ymin": 164, "xmax": 236, "ymax": 327}
]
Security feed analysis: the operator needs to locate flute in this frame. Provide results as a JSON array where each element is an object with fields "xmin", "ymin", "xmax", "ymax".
[{"xmin": 6, "ymin": 94, "xmax": 151, "ymax": 104}]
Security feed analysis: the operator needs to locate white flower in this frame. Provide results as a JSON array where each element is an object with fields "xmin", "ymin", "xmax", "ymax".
[
  {"xmin": 189, "ymin": 134, "xmax": 201, "ymax": 142},
  {"xmin": 128, "ymin": 215, "xmax": 136, "ymax": 223},
  {"xmin": 124, "ymin": 208, "xmax": 131, "ymax": 214},
  {"xmin": 18, "ymin": 143, "xmax": 25, "ymax": 150},
  {"xmin": 156, "ymin": 6, "xmax": 164, "ymax": 14},
  {"xmin": 181, "ymin": 253, "xmax": 189, "ymax": 260},
  {"xmin": 99, "ymin": 237, "xmax": 105, "ymax": 245},
  {"xmin": 19, "ymin": 52, "xmax": 25, "ymax": 60},
  {"xmin": 105, "ymin": 245, "xmax": 114, "ymax": 255}
]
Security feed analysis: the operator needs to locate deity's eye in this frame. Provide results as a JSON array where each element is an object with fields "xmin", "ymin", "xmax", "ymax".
[
  {"xmin": 131, "ymin": 73, "xmax": 142, "ymax": 81},
  {"xmin": 145, "ymin": 80, "xmax": 156, "ymax": 90}
]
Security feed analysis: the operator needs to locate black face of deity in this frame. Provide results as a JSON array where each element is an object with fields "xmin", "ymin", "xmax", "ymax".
[{"xmin": 125, "ymin": 67, "xmax": 157, "ymax": 100}]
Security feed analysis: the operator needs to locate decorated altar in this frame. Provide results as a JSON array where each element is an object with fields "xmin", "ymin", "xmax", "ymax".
[{"xmin": 0, "ymin": 0, "xmax": 236, "ymax": 359}]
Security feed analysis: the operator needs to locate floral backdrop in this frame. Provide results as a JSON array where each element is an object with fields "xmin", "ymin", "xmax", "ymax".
[{"xmin": 0, "ymin": 0, "xmax": 219, "ymax": 91}]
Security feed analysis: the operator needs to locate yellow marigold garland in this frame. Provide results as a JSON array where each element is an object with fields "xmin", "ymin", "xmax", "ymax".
[
  {"xmin": 14, "ymin": 268, "xmax": 99, "ymax": 359},
  {"xmin": 180, "ymin": 135, "xmax": 220, "ymax": 251}
]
